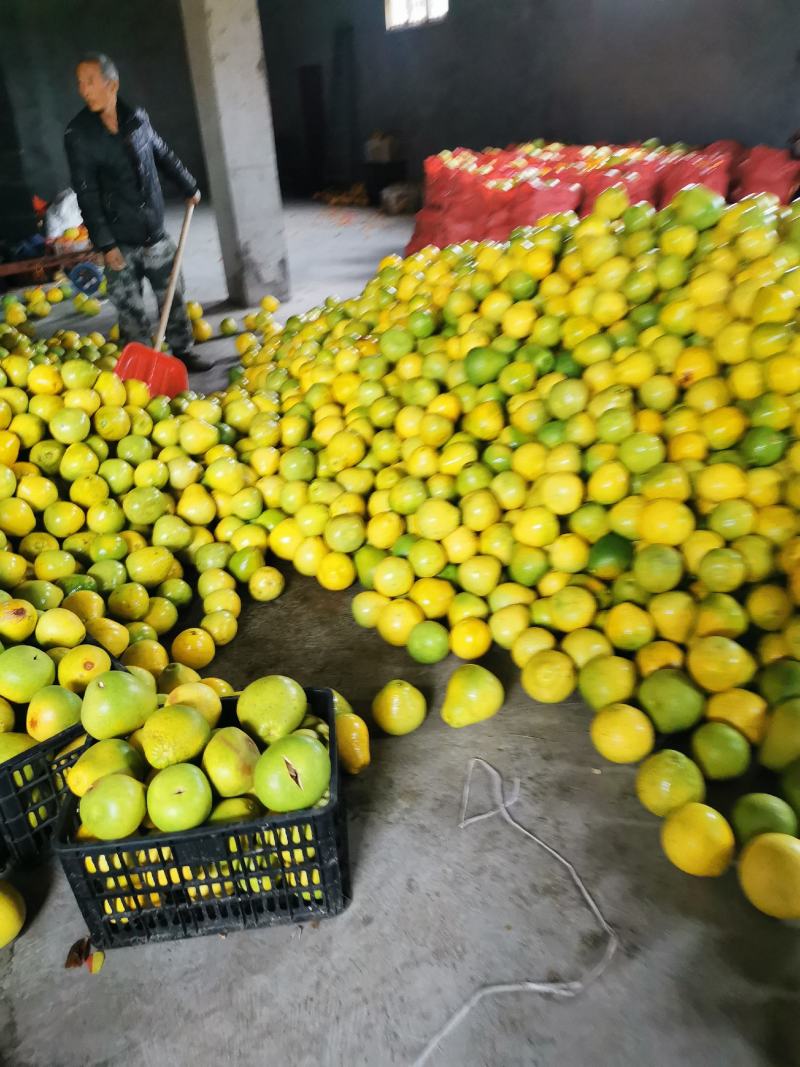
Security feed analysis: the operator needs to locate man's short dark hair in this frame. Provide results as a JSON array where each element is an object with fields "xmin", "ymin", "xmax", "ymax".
[{"xmin": 78, "ymin": 52, "xmax": 119, "ymax": 82}]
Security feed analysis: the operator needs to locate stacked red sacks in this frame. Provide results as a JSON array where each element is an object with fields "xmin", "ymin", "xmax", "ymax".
[
  {"xmin": 731, "ymin": 146, "xmax": 800, "ymax": 204},
  {"xmin": 405, "ymin": 138, "xmax": 796, "ymax": 255}
]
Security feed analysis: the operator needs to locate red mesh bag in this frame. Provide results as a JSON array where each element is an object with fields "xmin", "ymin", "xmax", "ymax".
[
  {"xmin": 732, "ymin": 146, "xmax": 800, "ymax": 204},
  {"xmin": 440, "ymin": 218, "xmax": 483, "ymax": 246},
  {"xmin": 660, "ymin": 154, "xmax": 731, "ymax": 205},
  {"xmin": 492, "ymin": 156, "xmax": 529, "ymax": 181},
  {"xmin": 551, "ymin": 163, "xmax": 588, "ymax": 185},
  {"xmin": 481, "ymin": 183, "xmax": 517, "ymax": 240},
  {"xmin": 619, "ymin": 155, "xmax": 665, "ymax": 179},
  {"xmin": 404, "ymin": 208, "xmax": 447, "ymax": 255},
  {"xmin": 422, "ymin": 156, "xmax": 451, "ymax": 210},
  {"xmin": 506, "ymin": 179, "xmax": 583, "ymax": 228},
  {"xmin": 581, "ymin": 169, "xmax": 660, "ymax": 215},
  {"xmin": 704, "ymin": 140, "xmax": 745, "ymax": 168},
  {"xmin": 445, "ymin": 170, "xmax": 485, "ymax": 222},
  {"xmin": 558, "ymin": 145, "xmax": 592, "ymax": 162}
]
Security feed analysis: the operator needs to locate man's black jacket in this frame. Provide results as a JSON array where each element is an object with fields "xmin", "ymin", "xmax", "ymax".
[{"xmin": 64, "ymin": 99, "xmax": 197, "ymax": 252}]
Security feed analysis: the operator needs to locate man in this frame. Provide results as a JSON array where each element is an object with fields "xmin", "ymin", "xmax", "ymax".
[{"xmin": 64, "ymin": 53, "xmax": 210, "ymax": 371}]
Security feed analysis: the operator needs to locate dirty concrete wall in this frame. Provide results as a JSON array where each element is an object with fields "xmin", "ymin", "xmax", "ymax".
[
  {"xmin": 0, "ymin": 0, "xmax": 206, "ymax": 206},
  {"xmin": 0, "ymin": 65, "xmax": 36, "ymax": 242},
  {"xmin": 2, "ymin": 0, "xmax": 798, "ymax": 216},
  {"xmin": 260, "ymin": 0, "xmax": 800, "ymax": 185}
]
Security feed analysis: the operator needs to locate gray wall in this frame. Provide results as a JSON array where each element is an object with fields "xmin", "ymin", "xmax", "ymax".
[
  {"xmin": 0, "ymin": 0, "xmax": 206, "ymax": 204},
  {"xmin": 2, "ymin": 0, "xmax": 799, "ymax": 219},
  {"xmin": 260, "ymin": 0, "xmax": 800, "ymax": 184}
]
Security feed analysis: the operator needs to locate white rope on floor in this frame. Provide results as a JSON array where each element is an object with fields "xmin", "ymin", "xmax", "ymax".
[{"xmin": 412, "ymin": 757, "xmax": 619, "ymax": 1066}]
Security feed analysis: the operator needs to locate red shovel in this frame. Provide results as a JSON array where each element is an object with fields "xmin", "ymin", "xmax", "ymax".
[{"xmin": 114, "ymin": 200, "xmax": 195, "ymax": 398}]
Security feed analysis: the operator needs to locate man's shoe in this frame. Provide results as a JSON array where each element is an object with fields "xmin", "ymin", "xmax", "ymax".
[{"xmin": 174, "ymin": 351, "xmax": 213, "ymax": 372}]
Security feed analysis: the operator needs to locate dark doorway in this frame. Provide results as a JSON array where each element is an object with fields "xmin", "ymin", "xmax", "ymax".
[
  {"xmin": 0, "ymin": 66, "xmax": 36, "ymax": 246},
  {"xmin": 298, "ymin": 64, "xmax": 326, "ymax": 196}
]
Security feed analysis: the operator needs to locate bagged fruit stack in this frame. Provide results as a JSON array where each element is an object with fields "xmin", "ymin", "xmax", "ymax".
[
  {"xmin": 406, "ymin": 139, "xmax": 800, "ymax": 254},
  {"xmin": 731, "ymin": 146, "xmax": 800, "ymax": 204}
]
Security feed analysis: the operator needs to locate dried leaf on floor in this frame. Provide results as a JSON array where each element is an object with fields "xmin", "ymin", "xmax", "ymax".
[{"xmin": 65, "ymin": 937, "xmax": 91, "ymax": 969}]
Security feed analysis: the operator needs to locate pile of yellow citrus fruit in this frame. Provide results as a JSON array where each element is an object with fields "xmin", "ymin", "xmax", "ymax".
[
  {"xmin": 222, "ymin": 184, "xmax": 800, "ymax": 918},
  {"xmin": 2, "ymin": 183, "xmax": 800, "ymax": 920}
]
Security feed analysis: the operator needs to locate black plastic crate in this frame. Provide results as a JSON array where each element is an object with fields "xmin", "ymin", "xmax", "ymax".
[
  {"xmin": 55, "ymin": 687, "xmax": 350, "ymax": 949},
  {"xmin": 0, "ymin": 722, "xmax": 90, "ymax": 867}
]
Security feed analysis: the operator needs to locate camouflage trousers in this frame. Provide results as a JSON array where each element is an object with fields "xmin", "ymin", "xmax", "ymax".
[{"xmin": 105, "ymin": 235, "xmax": 193, "ymax": 354}]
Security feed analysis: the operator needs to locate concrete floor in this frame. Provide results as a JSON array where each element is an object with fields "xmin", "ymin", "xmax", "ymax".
[
  {"xmin": 23, "ymin": 201, "xmax": 415, "ymax": 396},
  {"xmin": 1, "ymin": 206, "xmax": 799, "ymax": 1067}
]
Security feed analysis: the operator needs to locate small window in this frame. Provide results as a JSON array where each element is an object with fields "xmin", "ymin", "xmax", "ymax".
[{"xmin": 385, "ymin": 0, "xmax": 448, "ymax": 30}]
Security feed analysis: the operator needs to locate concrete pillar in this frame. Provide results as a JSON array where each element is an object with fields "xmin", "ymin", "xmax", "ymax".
[{"xmin": 180, "ymin": 0, "xmax": 289, "ymax": 305}]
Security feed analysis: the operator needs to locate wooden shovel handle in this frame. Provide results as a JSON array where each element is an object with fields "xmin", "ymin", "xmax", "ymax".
[{"xmin": 154, "ymin": 199, "xmax": 195, "ymax": 351}]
